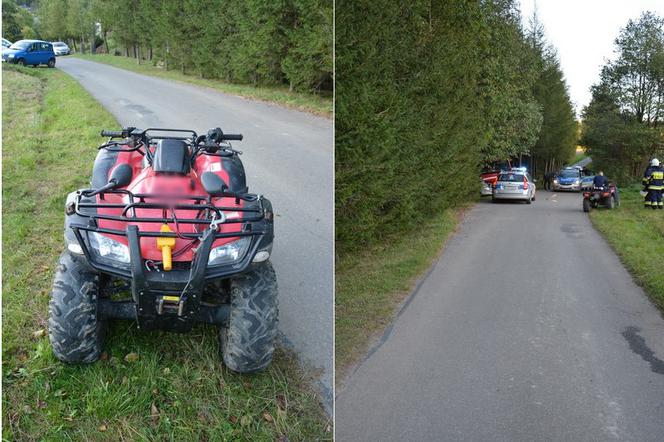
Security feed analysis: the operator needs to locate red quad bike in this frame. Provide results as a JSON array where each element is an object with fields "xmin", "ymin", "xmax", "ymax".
[
  {"xmin": 49, "ymin": 127, "xmax": 277, "ymax": 373},
  {"xmin": 582, "ymin": 184, "xmax": 619, "ymax": 212}
]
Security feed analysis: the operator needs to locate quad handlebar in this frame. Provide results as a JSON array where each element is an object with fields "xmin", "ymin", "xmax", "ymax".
[
  {"xmin": 100, "ymin": 127, "xmax": 242, "ymax": 142},
  {"xmin": 100, "ymin": 129, "xmax": 129, "ymax": 138}
]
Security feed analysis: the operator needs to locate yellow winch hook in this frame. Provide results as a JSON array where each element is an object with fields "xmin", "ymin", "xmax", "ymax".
[{"xmin": 156, "ymin": 224, "xmax": 176, "ymax": 271}]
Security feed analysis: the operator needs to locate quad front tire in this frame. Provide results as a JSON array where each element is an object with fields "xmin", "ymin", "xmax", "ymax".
[
  {"xmin": 220, "ymin": 261, "xmax": 278, "ymax": 373},
  {"xmin": 49, "ymin": 252, "xmax": 106, "ymax": 363},
  {"xmin": 583, "ymin": 199, "xmax": 590, "ymax": 212}
]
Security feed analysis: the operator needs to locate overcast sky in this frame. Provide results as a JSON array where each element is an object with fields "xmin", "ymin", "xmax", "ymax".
[{"xmin": 519, "ymin": 0, "xmax": 664, "ymax": 117}]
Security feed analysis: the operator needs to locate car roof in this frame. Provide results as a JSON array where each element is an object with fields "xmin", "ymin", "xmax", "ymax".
[{"xmin": 15, "ymin": 39, "xmax": 51, "ymax": 44}]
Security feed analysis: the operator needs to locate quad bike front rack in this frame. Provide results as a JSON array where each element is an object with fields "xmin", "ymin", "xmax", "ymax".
[{"xmin": 66, "ymin": 188, "xmax": 274, "ymax": 331}]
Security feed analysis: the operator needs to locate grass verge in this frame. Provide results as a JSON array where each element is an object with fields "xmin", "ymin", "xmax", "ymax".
[
  {"xmin": 72, "ymin": 54, "xmax": 332, "ymax": 117},
  {"xmin": 2, "ymin": 65, "xmax": 330, "ymax": 441},
  {"xmin": 335, "ymin": 208, "xmax": 465, "ymax": 381},
  {"xmin": 589, "ymin": 185, "xmax": 664, "ymax": 310}
]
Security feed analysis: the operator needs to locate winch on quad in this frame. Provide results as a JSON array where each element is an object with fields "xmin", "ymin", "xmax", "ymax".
[{"xmin": 49, "ymin": 126, "xmax": 277, "ymax": 373}]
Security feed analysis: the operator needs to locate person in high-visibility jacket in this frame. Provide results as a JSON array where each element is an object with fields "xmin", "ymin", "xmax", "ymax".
[{"xmin": 644, "ymin": 158, "xmax": 664, "ymax": 209}]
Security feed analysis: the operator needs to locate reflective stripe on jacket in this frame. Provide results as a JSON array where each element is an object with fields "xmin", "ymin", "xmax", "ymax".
[{"xmin": 646, "ymin": 167, "xmax": 664, "ymax": 190}]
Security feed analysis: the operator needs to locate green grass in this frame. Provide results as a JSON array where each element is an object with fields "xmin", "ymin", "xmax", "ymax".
[
  {"xmin": 335, "ymin": 208, "xmax": 464, "ymax": 380},
  {"xmin": 2, "ymin": 65, "xmax": 330, "ymax": 441},
  {"xmin": 590, "ymin": 185, "xmax": 664, "ymax": 310},
  {"xmin": 72, "ymin": 54, "xmax": 332, "ymax": 117}
]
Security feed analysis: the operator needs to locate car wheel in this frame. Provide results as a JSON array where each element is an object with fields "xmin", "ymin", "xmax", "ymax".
[
  {"xmin": 47, "ymin": 58, "xmax": 56, "ymax": 68},
  {"xmin": 526, "ymin": 197, "xmax": 532, "ymax": 204},
  {"xmin": 17, "ymin": 58, "xmax": 26, "ymax": 66}
]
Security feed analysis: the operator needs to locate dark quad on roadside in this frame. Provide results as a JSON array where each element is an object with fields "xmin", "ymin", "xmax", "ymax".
[
  {"xmin": 583, "ymin": 183, "xmax": 620, "ymax": 212},
  {"xmin": 49, "ymin": 126, "xmax": 278, "ymax": 373}
]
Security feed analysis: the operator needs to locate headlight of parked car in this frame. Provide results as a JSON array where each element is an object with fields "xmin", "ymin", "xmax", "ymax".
[
  {"xmin": 208, "ymin": 237, "xmax": 251, "ymax": 266},
  {"xmin": 88, "ymin": 232, "xmax": 130, "ymax": 264}
]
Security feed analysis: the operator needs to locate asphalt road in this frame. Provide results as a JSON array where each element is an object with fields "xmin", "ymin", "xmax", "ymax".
[
  {"xmin": 337, "ymin": 191, "xmax": 664, "ymax": 441},
  {"xmin": 57, "ymin": 58, "xmax": 333, "ymax": 405}
]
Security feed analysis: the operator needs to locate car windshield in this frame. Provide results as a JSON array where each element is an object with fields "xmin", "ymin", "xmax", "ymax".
[
  {"xmin": 559, "ymin": 169, "xmax": 579, "ymax": 178},
  {"xmin": 53, "ymin": 42, "xmax": 65, "ymax": 47},
  {"xmin": 498, "ymin": 173, "xmax": 524, "ymax": 182},
  {"xmin": 9, "ymin": 41, "xmax": 30, "ymax": 50}
]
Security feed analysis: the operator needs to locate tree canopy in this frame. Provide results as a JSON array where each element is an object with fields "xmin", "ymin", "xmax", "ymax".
[
  {"xmin": 581, "ymin": 11, "xmax": 664, "ymax": 183},
  {"xmin": 336, "ymin": 0, "xmax": 577, "ymax": 250}
]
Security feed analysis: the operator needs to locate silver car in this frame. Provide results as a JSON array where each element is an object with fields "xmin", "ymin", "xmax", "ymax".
[
  {"xmin": 492, "ymin": 171, "xmax": 536, "ymax": 204},
  {"xmin": 51, "ymin": 41, "xmax": 70, "ymax": 56}
]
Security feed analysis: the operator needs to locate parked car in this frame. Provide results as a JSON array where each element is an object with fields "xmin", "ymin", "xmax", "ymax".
[
  {"xmin": 552, "ymin": 167, "xmax": 582, "ymax": 191},
  {"xmin": 2, "ymin": 38, "xmax": 12, "ymax": 48},
  {"xmin": 480, "ymin": 161, "xmax": 512, "ymax": 196},
  {"xmin": 51, "ymin": 41, "xmax": 70, "ymax": 56},
  {"xmin": 2, "ymin": 40, "xmax": 56, "ymax": 67},
  {"xmin": 580, "ymin": 168, "xmax": 595, "ymax": 190},
  {"xmin": 492, "ymin": 170, "xmax": 536, "ymax": 204}
]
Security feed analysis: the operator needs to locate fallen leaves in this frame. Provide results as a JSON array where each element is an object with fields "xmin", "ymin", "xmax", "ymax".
[
  {"xmin": 32, "ymin": 329, "xmax": 46, "ymax": 339},
  {"xmin": 124, "ymin": 352, "xmax": 139, "ymax": 363},
  {"xmin": 150, "ymin": 402, "xmax": 160, "ymax": 425},
  {"xmin": 98, "ymin": 424, "xmax": 107, "ymax": 432},
  {"xmin": 262, "ymin": 412, "xmax": 274, "ymax": 423}
]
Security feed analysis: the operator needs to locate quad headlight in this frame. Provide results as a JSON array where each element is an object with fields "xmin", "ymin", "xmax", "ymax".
[
  {"xmin": 88, "ymin": 232, "xmax": 130, "ymax": 264},
  {"xmin": 208, "ymin": 237, "xmax": 251, "ymax": 266}
]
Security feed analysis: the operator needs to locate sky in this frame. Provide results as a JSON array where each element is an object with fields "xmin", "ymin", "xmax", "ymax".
[{"xmin": 519, "ymin": 0, "xmax": 664, "ymax": 117}]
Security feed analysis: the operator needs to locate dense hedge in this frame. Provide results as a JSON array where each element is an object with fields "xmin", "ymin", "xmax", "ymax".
[
  {"xmin": 36, "ymin": 0, "xmax": 332, "ymax": 94},
  {"xmin": 336, "ymin": 1, "xmax": 485, "ymax": 248},
  {"xmin": 336, "ymin": 0, "xmax": 576, "ymax": 251}
]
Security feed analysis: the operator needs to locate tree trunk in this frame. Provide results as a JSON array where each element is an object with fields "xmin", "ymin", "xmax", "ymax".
[
  {"xmin": 80, "ymin": 35, "xmax": 85, "ymax": 54},
  {"xmin": 137, "ymin": 45, "xmax": 141, "ymax": 65},
  {"xmin": 104, "ymin": 31, "xmax": 109, "ymax": 54}
]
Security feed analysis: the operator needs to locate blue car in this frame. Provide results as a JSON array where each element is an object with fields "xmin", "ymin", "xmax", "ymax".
[
  {"xmin": 552, "ymin": 167, "xmax": 582, "ymax": 191},
  {"xmin": 2, "ymin": 40, "xmax": 56, "ymax": 67}
]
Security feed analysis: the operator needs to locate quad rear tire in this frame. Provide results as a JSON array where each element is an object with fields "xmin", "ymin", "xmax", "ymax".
[
  {"xmin": 583, "ymin": 199, "xmax": 590, "ymax": 212},
  {"xmin": 607, "ymin": 195, "xmax": 615, "ymax": 210},
  {"xmin": 49, "ymin": 252, "xmax": 106, "ymax": 363},
  {"xmin": 220, "ymin": 261, "xmax": 278, "ymax": 373}
]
